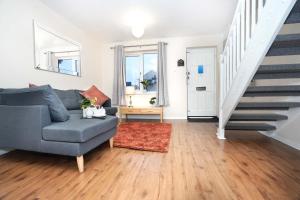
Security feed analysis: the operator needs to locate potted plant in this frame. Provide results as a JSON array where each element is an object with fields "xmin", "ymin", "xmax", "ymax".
[
  {"xmin": 80, "ymin": 97, "xmax": 97, "ymax": 118},
  {"xmin": 140, "ymin": 80, "xmax": 150, "ymax": 92},
  {"xmin": 149, "ymin": 97, "xmax": 156, "ymax": 106}
]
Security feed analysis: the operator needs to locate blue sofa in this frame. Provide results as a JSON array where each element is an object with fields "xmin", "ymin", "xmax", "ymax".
[{"xmin": 0, "ymin": 86, "xmax": 118, "ymax": 172}]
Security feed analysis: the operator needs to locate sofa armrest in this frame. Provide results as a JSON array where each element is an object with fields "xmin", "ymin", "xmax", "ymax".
[
  {"xmin": 104, "ymin": 107, "xmax": 118, "ymax": 116},
  {"xmin": 0, "ymin": 105, "xmax": 52, "ymax": 151}
]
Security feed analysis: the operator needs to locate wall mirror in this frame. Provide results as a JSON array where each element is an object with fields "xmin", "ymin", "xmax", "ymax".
[{"xmin": 33, "ymin": 22, "xmax": 81, "ymax": 76}]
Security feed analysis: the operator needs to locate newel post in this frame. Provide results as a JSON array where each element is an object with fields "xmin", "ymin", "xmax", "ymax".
[{"xmin": 217, "ymin": 54, "xmax": 226, "ymax": 139}]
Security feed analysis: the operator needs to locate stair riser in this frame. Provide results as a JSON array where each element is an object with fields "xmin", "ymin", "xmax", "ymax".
[
  {"xmin": 285, "ymin": 13, "xmax": 300, "ymax": 24},
  {"xmin": 285, "ymin": 0, "xmax": 300, "ymax": 24}
]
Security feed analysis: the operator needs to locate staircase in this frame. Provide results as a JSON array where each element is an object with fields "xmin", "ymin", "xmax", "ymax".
[
  {"xmin": 218, "ymin": 0, "xmax": 299, "ymax": 139},
  {"xmin": 226, "ymin": 1, "xmax": 300, "ymax": 132}
]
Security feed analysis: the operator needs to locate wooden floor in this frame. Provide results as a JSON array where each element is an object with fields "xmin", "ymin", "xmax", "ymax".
[{"xmin": 0, "ymin": 120, "xmax": 300, "ymax": 200}]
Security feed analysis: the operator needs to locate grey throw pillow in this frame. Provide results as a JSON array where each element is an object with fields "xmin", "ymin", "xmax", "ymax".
[{"xmin": 1, "ymin": 85, "xmax": 70, "ymax": 122}]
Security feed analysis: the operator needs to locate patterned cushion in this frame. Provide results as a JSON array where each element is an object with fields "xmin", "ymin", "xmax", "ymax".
[{"xmin": 80, "ymin": 85, "xmax": 109, "ymax": 106}]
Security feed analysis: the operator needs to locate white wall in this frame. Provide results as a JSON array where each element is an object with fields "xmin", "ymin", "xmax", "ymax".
[
  {"xmin": 99, "ymin": 35, "xmax": 224, "ymax": 119},
  {"xmin": 0, "ymin": 0, "xmax": 102, "ymax": 90}
]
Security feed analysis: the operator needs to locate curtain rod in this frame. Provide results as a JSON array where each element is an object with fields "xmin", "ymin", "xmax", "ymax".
[{"xmin": 110, "ymin": 43, "xmax": 168, "ymax": 49}]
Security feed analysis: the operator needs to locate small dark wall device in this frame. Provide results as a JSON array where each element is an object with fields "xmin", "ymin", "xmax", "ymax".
[{"xmin": 177, "ymin": 59, "xmax": 184, "ymax": 66}]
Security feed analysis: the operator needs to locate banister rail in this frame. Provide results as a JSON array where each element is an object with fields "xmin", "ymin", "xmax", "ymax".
[{"xmin": 217, "ymin": 0, "xmax": 297, "ymax": 139}]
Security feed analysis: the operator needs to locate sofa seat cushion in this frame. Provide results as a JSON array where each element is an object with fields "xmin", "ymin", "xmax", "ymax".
[
  {"xmin": 68, "ymin": 109, "xmax": 82, "ymax": 115},
  {"xmin": 42, "ymin": 114, "xmax": 118, "ymax": 143}
]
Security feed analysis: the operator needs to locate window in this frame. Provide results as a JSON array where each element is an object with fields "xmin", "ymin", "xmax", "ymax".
[
  {"xmin": 125, "ymin": 52, "xmax": 158, "ymax": 93},
  {"xmin": 143, "ymin": 54, "xmax": 158, "ymax": 92},
  {"xmin": 125, "ymin": 56, "xmax": 141, "ymax": 90}
]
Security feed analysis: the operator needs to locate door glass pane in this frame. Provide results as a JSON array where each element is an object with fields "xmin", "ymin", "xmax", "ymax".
[
  {"xmin": 125, "ymin": 56, "xmax": 141, "ymax": 90},
  {"xmin": 143, "ymin": 53, "xmax": 158, "ymax": 92}
]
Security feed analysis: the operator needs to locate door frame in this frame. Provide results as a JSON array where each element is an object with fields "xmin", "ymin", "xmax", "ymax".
[{"xmin": 186, "ymin": 46, "xmax": 218, "ymax": 119}]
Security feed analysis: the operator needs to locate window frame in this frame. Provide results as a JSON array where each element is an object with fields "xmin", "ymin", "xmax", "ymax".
[{"xmin": 125, "ymin": 51, "xmax": 158, "ymax": 94}]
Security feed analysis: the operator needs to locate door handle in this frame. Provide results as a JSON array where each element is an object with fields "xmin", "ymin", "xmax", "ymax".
[
  {"xmin": 196, "ymin": 86, "xmax": 206, "ymax": 91},
  {"xmin": 186, "ymin": 72, "xmax": 190, "ymax": 80}
]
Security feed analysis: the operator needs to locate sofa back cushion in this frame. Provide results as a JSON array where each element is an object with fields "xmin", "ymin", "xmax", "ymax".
[
  {"xmin": 1, "ymin": 85, "xmax": 70, "ymax": 122},
  {"xmin": 29, "ymin": 84, "xmax": 83, "ymax": 110},
  {"xmin": 0, "ymin": 88, "xmax": 3, "ymax": 105},
  {"xmin": 54, "ymin": 89, "xmax": 83, "ymax": 110}
]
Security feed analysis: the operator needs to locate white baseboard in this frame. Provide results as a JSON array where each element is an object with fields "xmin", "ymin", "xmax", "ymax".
[
  {"xmin": 164, "ymin": 116, "xmax": 186, "ymax": 120},
  {"xmin": 259, "ymin": 131, "xmax": 300, "ymax": 150},
  {"xmin": 120, "ymin": 115, "xmax": 187, "ymax": 120},
  {"xmin": 272, "ymin": 135, "xmax": 300, "ymax": 150},
  {"xmin": 0, "ymin": 149, "xmax": 10, "ymax": 156}
]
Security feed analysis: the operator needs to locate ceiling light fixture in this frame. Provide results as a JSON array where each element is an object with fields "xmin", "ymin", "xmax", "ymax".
[
  {"xmin": 123, "ymin": 9, "xmax": 153, "ymax": 39},
  {"xmin": 131, "ymin": 25, "xmax": 144, "ymax": 38}
]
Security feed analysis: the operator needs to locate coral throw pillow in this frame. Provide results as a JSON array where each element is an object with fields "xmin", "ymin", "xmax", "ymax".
[
  {"xmin": 80, "ymin": 85, "xmax": 109, "ymax": 106},
  {"xmin": 29, "ymin": 83, "xmax": 38, "ymax": 88}
]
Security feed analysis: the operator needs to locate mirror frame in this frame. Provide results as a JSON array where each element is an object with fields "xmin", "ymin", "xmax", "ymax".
[{"xmin": 33, "ymin": 20, "xmax": 82, "ymax": 77}]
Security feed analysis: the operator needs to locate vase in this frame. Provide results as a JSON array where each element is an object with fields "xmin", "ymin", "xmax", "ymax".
[
  {"xmin": 86, "ymin": 108, "xmax": 94, "ymax": 118},
  {"xmin": 82, "ymin": 108, "xmax": 87, "ymax": 118}
]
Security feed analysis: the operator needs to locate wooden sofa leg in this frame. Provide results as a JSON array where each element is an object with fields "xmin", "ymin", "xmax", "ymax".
[
  {"xmin": 109, "ymin": 138, "xmax": 114, "ymax": 148},
  {"xmin": 76, "ymin": 155, "xmax": 84, "ymax": 173}
]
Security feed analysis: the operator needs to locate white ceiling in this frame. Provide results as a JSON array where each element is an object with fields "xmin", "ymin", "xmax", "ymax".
[{"xmin": 41, "ymin": 0, "xmax": 238, "ymax": 42}]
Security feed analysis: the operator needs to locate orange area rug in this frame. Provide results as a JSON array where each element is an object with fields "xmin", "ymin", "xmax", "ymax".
[{"xmin": 114, "ymin": 122, "xmax": 172, "ymax": 153}]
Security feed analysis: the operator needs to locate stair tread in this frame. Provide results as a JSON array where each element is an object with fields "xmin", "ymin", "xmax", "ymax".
[
  {"xmin": 230, "ymin": 113, "xmax": 288, "ymax": 121},
  {"xmin": 254, "ymin": 72, "xmax": 300, "ymax": 79},
  {"xmin": 244, "ymin": 85, "xmax": 300, "ymax": 96},
  {"xmin": 255, "ymin": 64, "xmax": 300, "ymax": 80},
  {"xmin": 257, "ymin": 64, "xmax": 300, "ymax": 74},
  {"xmin": 247, "ymin": 85, "xmax": 300, "ymax": 92},
  {"xmin": 236, "ymin": 102, "xmax": 300, "ymax": 110},
  {"xmin": 225, "ymin": 123, "xmax": 276, "ymax": 131}
]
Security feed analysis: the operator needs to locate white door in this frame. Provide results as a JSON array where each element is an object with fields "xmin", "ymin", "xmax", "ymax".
[{"xmin": 187, "ymin": 47, "xmax": 216, "ymax": 117}]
